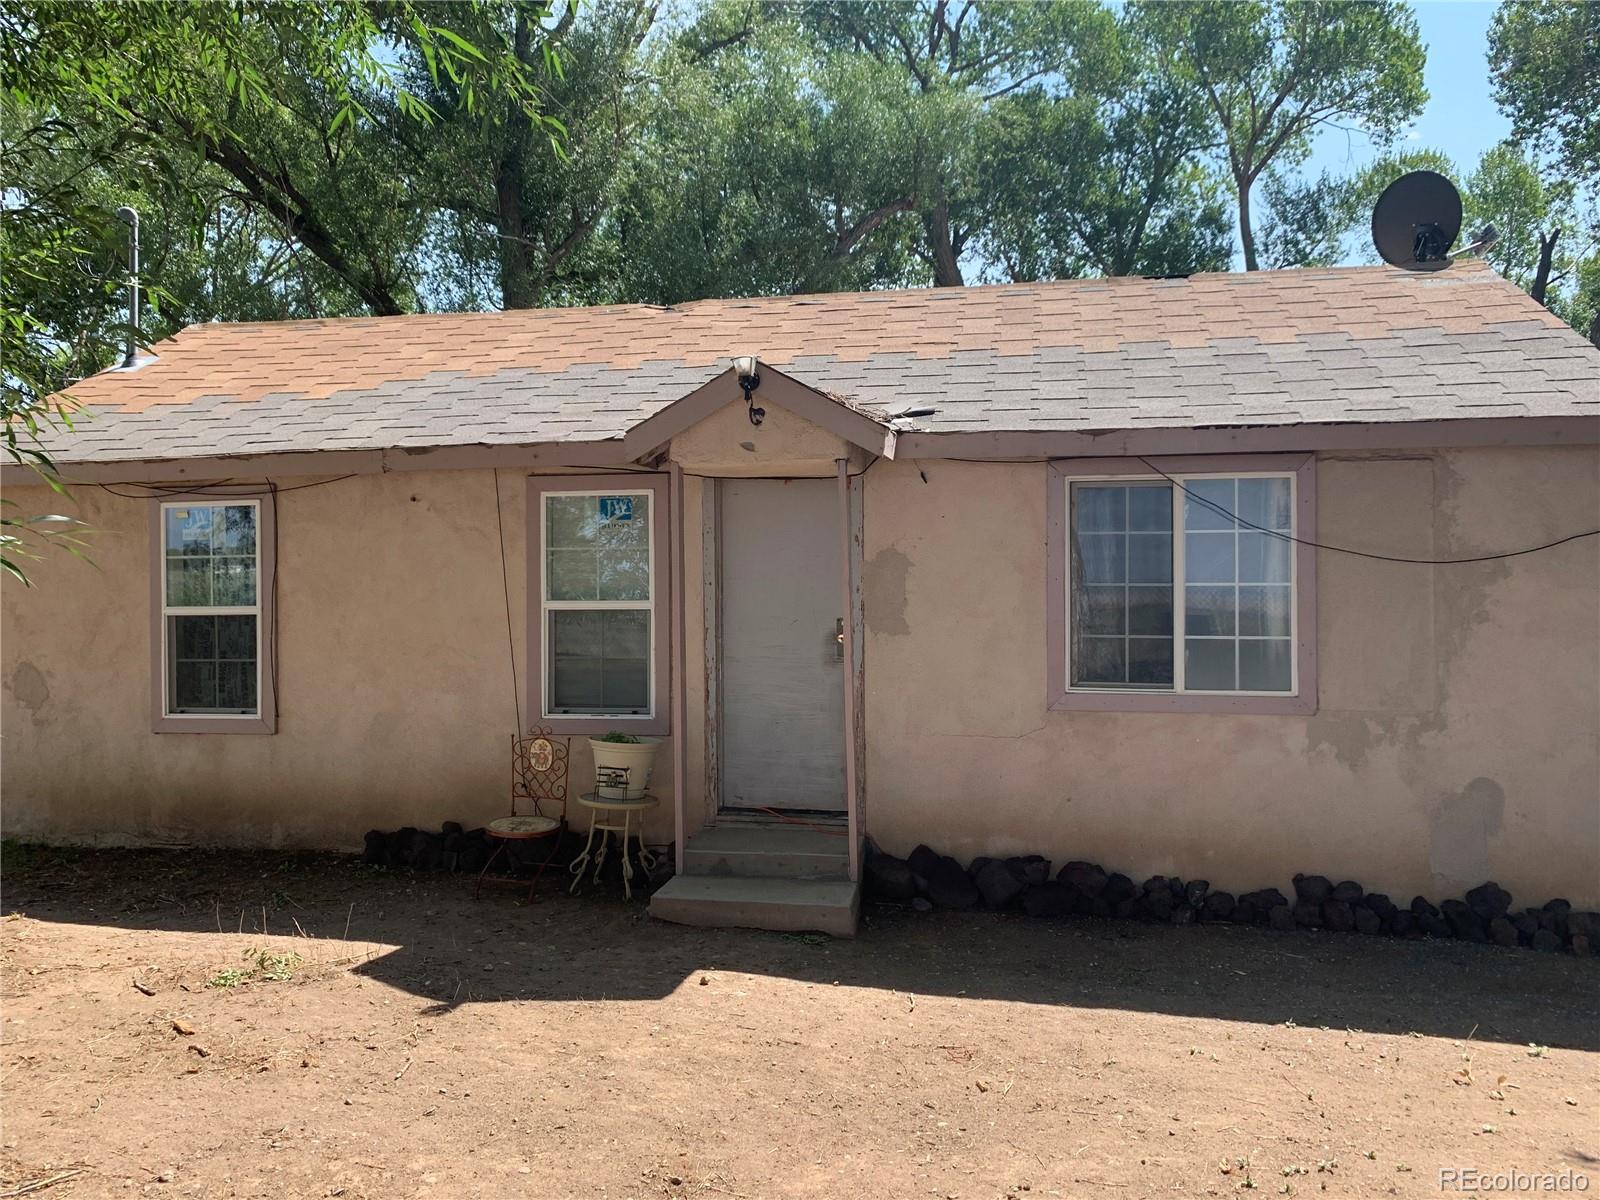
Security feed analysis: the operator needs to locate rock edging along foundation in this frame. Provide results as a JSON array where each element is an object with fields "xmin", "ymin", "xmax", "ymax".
[{"xmin": 863, "ymin": 840, "xmax": 1597, "ymax": 956}]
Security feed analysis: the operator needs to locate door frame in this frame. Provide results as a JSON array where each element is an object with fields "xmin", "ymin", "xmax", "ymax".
[{"xmin": 701, "ymin": 474, "xmax": 864, "ymax": 822}]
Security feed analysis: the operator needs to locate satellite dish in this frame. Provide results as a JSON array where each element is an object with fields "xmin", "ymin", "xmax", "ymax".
[{"xmin": 1371, "ymin": 170, "xmax": 1463, "ymax": 271}]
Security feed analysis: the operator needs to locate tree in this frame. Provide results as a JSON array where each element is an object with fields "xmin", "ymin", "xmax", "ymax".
[
  {"xmin": 1489, "ymin": 0, "xmax": 1600, "ymax": 182},
  {"xmin": 394, "ymin": 0, "xmax": 931, "ymax": 309},
  {"xmin": 1568, "ymin": 255, "xmax": 1600, "ymax": 348},
  {"xmin": 614, "ymin": 12, "xmax": 930, "ymax": 301},
  {"xmin": 978, "ymin": 9, "xmax": 1234, "ymax": 281},
  {"xmin": 0, "ymin": 1, "xmax": 561, "ymax": 583},
  {"xmin": 1464, "ymin": 143, "xmax": 1596, "ymax": 316},
  {"xmin": 1142, "ymin": 0, "xmax": 1427, "ymax": 271},
  {"xmin": 1255, "ymin": 170, "xmax": 1359, "ymax": 269},
  {"xmin": 399, "ymin": 0, "xmax": 649, "ymax": 313},
  {"xmin": 785, "ymin": 0, "xmax": 1121, "ymax": 286},
  {"xmin": 623, "ymin": 0, "xmax": 1228, "ymax": 296},
  {"xmin": 1486, "ymin": 0, "xmax": 1600, "ymax": 339}
]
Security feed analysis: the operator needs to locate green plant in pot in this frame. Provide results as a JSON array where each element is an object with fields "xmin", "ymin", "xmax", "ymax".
[{"xmin": 588, "ymin": 731, "xmax": 659, "ymax": 800}]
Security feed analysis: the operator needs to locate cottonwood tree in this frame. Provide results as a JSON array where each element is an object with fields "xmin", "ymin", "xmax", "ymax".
[
  {"xmin": 786, "ymin": 0, "xmax": 1121, "ymax": 287},
  {"xmin": 627, "ymin": 0, "xmax": 1222, "ymax": 295},
  {"xmin": 1142, "ymin": 0, "xmax": 1426, "ymax": 271},
  {"xmin": 1489, "ymin": 0, "xmax": 1599, "ymax": 182},
  {"xmin": 1487, "ymin": 0, "xmax": 1600, "ymax": 340},
  {"xmin": 401, "ymin": 0, "xmax": 651, "ymax": 311},
  {"xmin": 0, "ymin": 1, "xmax": 561, "ymax": 582},
  {"xmin": 401, "ymin": 0, "xmax": 923, "ymax": 307},
  {"xmin": 979, "ymin": 9, "xmax": 1234, "ymax": 280},
  {"xmin": 564, "ymin": 0, "xmax": 935, "ymax": 302},
  {"xmin": 1464, "ymin": 144, "xmax": 1596, "ymax": 325}
]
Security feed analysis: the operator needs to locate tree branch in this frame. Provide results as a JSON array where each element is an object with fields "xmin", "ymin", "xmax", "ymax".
[
  {"xmin": 827, "ymin": 196, "xmax": 916, "ymax": 262},
  {"xmin": 536, "ymin": 202, "xmax": 609, "ymax": 285},
  {"xmin": 685, "ymin": 1, "xmax": 752, "ymax": 63},
  {"xmin": 161, "ymin": 111, "xmax": 405, "ymax": 315}
]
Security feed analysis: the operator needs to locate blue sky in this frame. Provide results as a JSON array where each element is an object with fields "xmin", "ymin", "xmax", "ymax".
[
  {"xmin": 1305, "ymin": 0, "xmax": 1510, "ymax": 183},
  {"xmin": 1292, "ymin": 1, "xmax": 1510, "ymax": 267}
]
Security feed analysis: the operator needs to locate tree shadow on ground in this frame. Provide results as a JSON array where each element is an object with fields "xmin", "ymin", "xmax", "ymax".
[{"xmin": 5, "ymin": 845, "xmax": 1597, "ymax": 1051}]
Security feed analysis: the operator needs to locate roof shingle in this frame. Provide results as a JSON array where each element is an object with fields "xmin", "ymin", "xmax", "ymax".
[{"xmin": 46, "ymin": 260, "xmax": 1600, "ymax": 466}]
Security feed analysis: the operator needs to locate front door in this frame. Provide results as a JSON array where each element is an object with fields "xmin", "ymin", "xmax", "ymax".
[{"xmin": 719, "ymin": 478, "xmax": 847, "ymax": 812}]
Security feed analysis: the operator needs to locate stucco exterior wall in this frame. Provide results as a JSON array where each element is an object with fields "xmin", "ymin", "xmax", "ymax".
[
  {"xmin": 0, "ymin": 390, "xmax": 848, "ymax": 852},
  {"xmin": 5, "ymin": 434, "xmax": 1597, "ymax": 909},
  {"xmin": 860, "ymin": 446, "xmax": 1600, "ymax": 907},
  {"xmin": 0, "ymin": 468, "xmax": 682, "ymax": 847}
]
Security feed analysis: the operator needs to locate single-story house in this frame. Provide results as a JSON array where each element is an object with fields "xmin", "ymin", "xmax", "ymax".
[{"xmin": 3, "ymin": 260, "xmax": 1597, "ymax": 935}]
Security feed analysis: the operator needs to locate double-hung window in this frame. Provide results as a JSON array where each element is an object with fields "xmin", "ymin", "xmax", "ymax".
[
  {"xmin": 529, "ymin": 475, "xmax": 670, "ymax": 734},
  {"xmin": 1048, "ymin": 456, "xmax": 1315, "ymax": 714},
  {"xmin": 154, "ymin": 497, "xmax": 276, "ymax": 732}
]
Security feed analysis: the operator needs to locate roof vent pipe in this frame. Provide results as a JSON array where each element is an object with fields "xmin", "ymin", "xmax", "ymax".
[{"xmin": 114, "ymin": 206, "xmax": 140, "ymax": 369}]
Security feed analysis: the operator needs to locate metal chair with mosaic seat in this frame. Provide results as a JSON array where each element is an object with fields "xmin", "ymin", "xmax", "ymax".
[{"xmin": 475, "ymin": 728, "xmax": 569, "ymax": 902}]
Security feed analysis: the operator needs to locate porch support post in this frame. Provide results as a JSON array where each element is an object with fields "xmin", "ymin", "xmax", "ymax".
[
  {"xmin": 835, "ymin": 457, "xmax": 861, "ymax": 883},
  {"xmin": 670, "ymin": 461, "xmax": 687, "ymax": 876}
]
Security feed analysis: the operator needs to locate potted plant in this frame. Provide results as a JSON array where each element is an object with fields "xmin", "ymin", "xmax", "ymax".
[{"xmin": 588, "ymin": 732, "xmax": 660, "ymax": 800}]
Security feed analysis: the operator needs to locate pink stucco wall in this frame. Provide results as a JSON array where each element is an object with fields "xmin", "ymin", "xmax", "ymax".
[{"xmin": 3, "ymin": 429, "xmax": 1596, "ymax": 908}]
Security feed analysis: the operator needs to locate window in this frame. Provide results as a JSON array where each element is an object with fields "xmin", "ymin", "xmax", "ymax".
[
  {"xmin": 153, "ymin": 497, "xmax": 276, "ymax": 733},
  {"xmin": 528, "ymin": 476, "xmax": 670, "ymax": 734},
  {"xmin": 1048, "ymin": 456, "xmax": 1316, "ymax": 715}
]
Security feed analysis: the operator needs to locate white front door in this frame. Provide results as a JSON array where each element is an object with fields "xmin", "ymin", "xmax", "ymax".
[{"xmin": 719, "ymin": 479, "xmax": 847, "ymax": 812}]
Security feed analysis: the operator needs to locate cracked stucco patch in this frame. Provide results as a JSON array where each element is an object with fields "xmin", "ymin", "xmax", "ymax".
[
  {"xmin": 863, "ymin": 548, "xmax": 911, "ymax": 637},
  {"xmin": 7, "ymin": 660, "xmax": 50, "ymax": 717}
]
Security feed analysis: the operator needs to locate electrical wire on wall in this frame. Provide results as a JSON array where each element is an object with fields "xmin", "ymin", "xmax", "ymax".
[
  {"xmin": 558, "ymin": 461, "xmax": 880, "ymax": 482},
  {"xmin": 908, "ymin": 456, "xmax": 1599, "ymax": 565},
  {"xmin": 491, "ymin": 467, "xmax": 522, "ymax": 734},
  {"xmin": 1129, "ymin": 456, "xmax": 1600, "ymax": 565},
  {"xmin": 268, "ymin": 481, "xmax": 279, "ymax": 719},
  {"xmin": 93, "ymin": 475, "xmax": 356, "ymax": 500}
]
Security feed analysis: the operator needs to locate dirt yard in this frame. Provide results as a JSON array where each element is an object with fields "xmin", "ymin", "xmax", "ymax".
[{"xmin": 1, "ymin": 849, "xmax": 1594, "ymax": 1199}]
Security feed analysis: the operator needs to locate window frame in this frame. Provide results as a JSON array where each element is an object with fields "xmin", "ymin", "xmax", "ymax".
[
  {"xmin": 150, "ymin": 493, "xmax": 276, "ymax": 734},
  {"xmin": 1046, "ymin": 455, "xmax": 1317, "ymax": 715},
  {"xmin": 526, "ymin": 474, "xmax": 671, "ymax": 736}
]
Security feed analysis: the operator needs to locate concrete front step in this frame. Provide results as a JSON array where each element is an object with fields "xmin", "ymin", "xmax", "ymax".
[
  {"xmin": 650, "ymin": 875, "xmax": 860, "ymax": 937},
  {"xmin": 682, "ymin": 823, "xmax": 850, "ymax": 880}
]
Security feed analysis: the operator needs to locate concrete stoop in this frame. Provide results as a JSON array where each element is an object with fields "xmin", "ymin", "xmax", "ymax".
[
  {"xmin": 649, "ymin": 875, "xmax": 860, "ymax": 937},
  {"xmin": 650, "ymin": 822, "xmax": 860, "ymax": 937}
]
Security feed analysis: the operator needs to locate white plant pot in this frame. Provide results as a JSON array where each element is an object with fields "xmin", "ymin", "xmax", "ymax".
[{"xmin": 588, "ymin": 738, "xmax": 660, "ymax": 801}]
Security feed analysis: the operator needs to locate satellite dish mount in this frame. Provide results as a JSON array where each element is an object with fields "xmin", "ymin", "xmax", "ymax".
[{"xmin": 1411, "ymin": 221, "xmax": 1451, "ymax": 265}]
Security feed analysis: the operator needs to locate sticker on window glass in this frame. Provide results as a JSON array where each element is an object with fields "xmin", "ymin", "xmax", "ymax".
[
  {"xmin": 598, "ymin": 496, "xmax": 633, "ymax": 522},
  {"xmin": 181, "ymin": 509, "xmax": 213, "ymax": 540}
]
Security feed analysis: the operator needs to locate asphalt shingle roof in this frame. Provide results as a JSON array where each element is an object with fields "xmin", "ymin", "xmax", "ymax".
[{"xmin": 48, "ymin": 260, "xmax": 1600, "ymax": 466}]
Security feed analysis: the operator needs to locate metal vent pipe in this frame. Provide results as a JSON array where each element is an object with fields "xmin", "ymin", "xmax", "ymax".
[{"xmin": 114, "ymin": 206, "xmax": 139, "ymax": 369}]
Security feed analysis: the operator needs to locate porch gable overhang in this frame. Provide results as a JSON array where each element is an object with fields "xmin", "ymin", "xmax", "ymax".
[{"xmin": 619, "ymin": 363, "xmax": 896, "ymax": 463}]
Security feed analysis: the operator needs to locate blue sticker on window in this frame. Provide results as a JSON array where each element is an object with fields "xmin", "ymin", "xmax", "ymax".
[{"xmin": 599, "ymin": 496, "xmax": 633, "ymax": 521}]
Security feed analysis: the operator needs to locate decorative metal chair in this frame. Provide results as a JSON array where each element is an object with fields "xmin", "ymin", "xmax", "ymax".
[{"xmin": 475, "ymin": 727, "xmax": 569, "ymax": 902}]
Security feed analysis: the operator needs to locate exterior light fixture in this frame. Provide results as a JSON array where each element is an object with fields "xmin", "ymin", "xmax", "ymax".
[{"xmin": 731, "ymin": 354, "xmax": 764, "ymax": 426}]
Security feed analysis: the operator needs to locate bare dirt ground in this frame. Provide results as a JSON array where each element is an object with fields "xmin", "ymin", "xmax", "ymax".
[{"xmin": 1, "ymin": 849, "xmax": 1595, "ymax": 1200}]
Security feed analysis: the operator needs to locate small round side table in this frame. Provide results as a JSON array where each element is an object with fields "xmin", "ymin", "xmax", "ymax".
[{"xmin": 569, "ymin": 794, "xmax": 658, "ymax": 900}]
